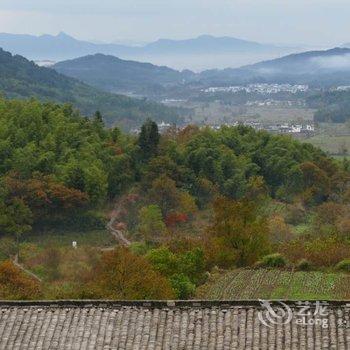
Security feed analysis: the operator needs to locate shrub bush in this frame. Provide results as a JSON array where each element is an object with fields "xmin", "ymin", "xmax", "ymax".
[
  {"xmin": 296, "ymin": 259, "xmax": 312, "ymax": 271},
  {"xmin": 169, "ymin": 273, "xmax": 196, "ymax": 299},
  {"xmin": 280, "ymin": 237, "xmax": 350, "ymax": 267},
  {"xmin": 129, "ymin": 242, "xmax": 150, "ymax": 256},
  {"xmin": 0, "ymin": 237, "xmax": 17, "ymax": 261},
  {"xmin": 260, "ymin": 253, "xmax": 287, "ymax": 268},
  {"xmin": 336, "ymin": 259, "xmax": 350, "ymax": 272}
]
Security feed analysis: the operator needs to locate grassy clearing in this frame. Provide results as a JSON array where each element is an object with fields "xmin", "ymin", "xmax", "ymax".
[
  {"xmin": 304, "ymin": 123, "xmax": 350, "ymax": 156},
  {"xmin": 201, "ymin": 269, "xmax": 350, "ymax": 300},
  {"xmin": 14, "ymin": 229, "xmax": 115, "ymax": 281},
  {"xmin": 181, "ymin": 101, "xmax": 315, "ymax": 124},
  {"xmin": 23, "ymin": 229, "xmax": 115, "ymax": 249},
  {"xmin": 306, "ymin": 134, "xmax": 350, "ymax": 155}
]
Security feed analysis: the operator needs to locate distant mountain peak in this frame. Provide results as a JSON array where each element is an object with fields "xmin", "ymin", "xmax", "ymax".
[
  {"xmin": 38, "ymin": 32, "xmax": 75, "ymax": 41},
  {"xmin": 56, "ymin": 32, "xmax": 75, "ymax": 40},
  {"xmin": 57, "ymin": 31, "xmax": 70, "ymax": 38}
]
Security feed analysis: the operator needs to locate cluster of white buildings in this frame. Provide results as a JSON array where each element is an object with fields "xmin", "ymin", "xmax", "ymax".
[
  {"xmin": 203, "ymin": 84, "xmax": 309, "ymax": 95},
  {"xmin": 245, "ymin": 99, "xmax": 306, "ymax": 107},
  {"xmin": 330, "ymin": 86, "xmax": 350, "ymax": 92},
  {"xmin": 131, "ymin": 120, "xmax": 315, "ymax": 136},
  {"xmin": 268, "ymin": 123, "xmax": 315, "ymax": 134},
  {"xmin": 209, "ymin": 121, "xmax": 315, "ymax": 135}
]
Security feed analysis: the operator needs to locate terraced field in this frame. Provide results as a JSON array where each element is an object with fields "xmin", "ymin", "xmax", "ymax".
[{"xmin": 203, "ymin": 269, "xmax": 350, "ymax": 300}]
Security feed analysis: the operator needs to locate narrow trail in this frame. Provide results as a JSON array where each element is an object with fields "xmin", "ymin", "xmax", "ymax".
[
  {"xmin": 105, "ymin": 196, "xmax": 131, "ymax": 248},
  {"xmin": 8, "ymin": 195, "xmax": 132, "ymax": 281},
  {"xmin": 12, "ymin": 254, "xmax": 42, "ymax": 282}
]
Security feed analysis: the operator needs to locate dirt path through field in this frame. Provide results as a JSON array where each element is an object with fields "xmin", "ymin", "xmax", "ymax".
[
  {"xmin": 105, "ymin": 195, "xmax": 131, "ymax": 247},
  {"xmin": 12, "ymin": 253, "xmax": 42, "ymax": 282}
]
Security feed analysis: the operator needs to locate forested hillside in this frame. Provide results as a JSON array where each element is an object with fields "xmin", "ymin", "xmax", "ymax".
[
  {"xmin": 308, "ymin": 90, "xmax": 350, "ymax": 123},
  {"xmin": 0, "ymin": 97, "xmax": 349, "ymax": 300},
  {"xmin": 0, "ymin": 48, "xmax": 185, "ymax": 129},
  {"xmin": 54, "ymin": 54, "xmax": 195, "ymax": 96}
]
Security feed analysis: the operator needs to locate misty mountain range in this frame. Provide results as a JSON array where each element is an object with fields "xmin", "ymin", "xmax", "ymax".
[
  {"xmin": 1, "ymin": 41, "xmax": 350, "ymax": 126},
  {"xmin": 2, "ymin": 31, "xmax": 350, "ymax": 103},
  {"xmin": 200, "ymin": 48, "xmax": 350, "ymax": 87},
  {"xmin": 52, "ymin": 48, "xmax": 350, "ymax": 98},
  {"xmin": 0, "ymin": 32, "xmax": 298, "ymax": 70}
]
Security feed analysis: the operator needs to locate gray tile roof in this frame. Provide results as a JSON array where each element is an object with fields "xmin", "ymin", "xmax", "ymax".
[{"xmin": 0, "ymin": 300, "xmax": 350, "ymax": 349}]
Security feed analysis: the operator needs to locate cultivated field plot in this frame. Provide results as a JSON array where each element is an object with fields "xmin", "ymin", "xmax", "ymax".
[
  {"xmin": 306, "ymin": 134, "xmax": 350, "ymax": 156},
  {"xmin": 204, "ymin": 269, "xmax": 350, "ymax": 300},
  {"xmin": 181, "ymin": 101, "xmax": 315, "ymax": 125}
]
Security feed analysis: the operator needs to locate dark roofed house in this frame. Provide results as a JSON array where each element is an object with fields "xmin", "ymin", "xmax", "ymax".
[{"xmin": 0, "ymin": 300, "xmax": 349, "ymax": 349}]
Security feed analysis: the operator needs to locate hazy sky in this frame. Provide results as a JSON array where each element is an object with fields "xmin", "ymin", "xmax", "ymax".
[{"xmin": 0, "ymin": 0, "xmax": 349, "ymax": 46}]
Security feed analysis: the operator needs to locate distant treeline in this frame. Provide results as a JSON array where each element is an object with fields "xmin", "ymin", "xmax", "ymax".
[{"xmin": 308, "ymin": 90, "xmax": 350, "ymax": 123}]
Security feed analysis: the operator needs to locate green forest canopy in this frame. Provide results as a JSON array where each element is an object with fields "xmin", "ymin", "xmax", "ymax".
[
  {"xmin": 0, "ymin": 97, "xmax": 347, "ymax": 235},
  {"xmin": 0, "ymin": 48, "xmax": 186, "ymax": 129},
  {"xmin": 0, "ymin": 97, "xmax": 349, "ymax": 300}
]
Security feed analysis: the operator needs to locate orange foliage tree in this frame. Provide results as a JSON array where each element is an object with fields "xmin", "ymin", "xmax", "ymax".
[
  {"xmin": 0, "ymin": 260, "xmax": 42, "ymax": 300},
  {"xmin": 90, "ymin": 248, "xmax": 175, "ymax": 300},
  {"xmin": 3, "ymin": 172, "xmax": 88, "ymax": 221},
  {"xmin": 280, "ymin": 237, "xmax": 350, "ymax": 267},
  {"xmin": 300, "ymin": 162, "xmax": 331, "ymax": 205},
  {"xmin": 268, "ymin": 214, "xmax": 293, "ymax": 244},
  {"xmin": 206, "ymin": 197, "xmax": 271, "ymax": 267}
]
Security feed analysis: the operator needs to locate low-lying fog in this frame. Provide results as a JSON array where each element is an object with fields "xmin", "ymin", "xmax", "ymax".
[{"xmin": 121, "ymin": 51, "xmax": 298, "ymax": 72}]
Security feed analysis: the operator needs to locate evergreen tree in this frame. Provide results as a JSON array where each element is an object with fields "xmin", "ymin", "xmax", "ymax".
[
  {"xmin": 94, "ymin": 111, "xmax": 104, "ymax": 125},
  {"xmin": 138, "ymin": 119, "xmax": 160, "ymax": 160}
]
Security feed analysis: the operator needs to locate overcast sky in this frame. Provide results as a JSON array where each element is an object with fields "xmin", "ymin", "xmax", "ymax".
[{"xmin": 0, "ymin": 0, "xmax": 349, "ymax": 46}]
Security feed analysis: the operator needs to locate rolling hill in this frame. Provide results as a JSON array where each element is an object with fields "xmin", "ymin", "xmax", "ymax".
[
  {"xmin": 0, "ymin": 48, "xmax": 185, "ymax": 129},
  {"xmin": 199, "ymin": 48, "xmax": 350, "ymax": 87},
  {"xmin": 53, "ymin": 54, "xmax": 196, "ymax": 96},
  {"xmin": 140, "ymin": 35, "xmax": 281, "ymax": 54}
]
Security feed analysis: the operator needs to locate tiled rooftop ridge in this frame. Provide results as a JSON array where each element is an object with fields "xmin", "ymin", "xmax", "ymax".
[
  {"xmin": 1, "ymin": 299, "xmax": 350, "ymax": 307},
  {"xmin": 1, "ymin": 300, "xmax": 350, "ymax": 349}
]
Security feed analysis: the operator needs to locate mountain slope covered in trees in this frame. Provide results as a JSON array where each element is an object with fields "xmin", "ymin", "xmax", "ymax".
[
  {"xmin": 0, "ymin": 97, "xmax": 349, "ymax": 299},
  {"xmin": 53, "ymin": 54, "xmax": 195, "ymax": 96},
  {"xmin": 0, "ymin": 48, "xmax": 185, "ymax": 129}
]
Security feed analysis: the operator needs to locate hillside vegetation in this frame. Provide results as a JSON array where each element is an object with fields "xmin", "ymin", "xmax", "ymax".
[
  {"xmin": 308, "ymin": 90, "xmax": 350, "ymax": 123},
  {"xmin": 0, "ymin": 97, "xmax": 349, "ymax": 300},
  {"xmin": 0, "ymin": 48, "xmax": 185, "ymax": 129},
  {"xmin": 54, "ymin": 54, "xmax": 195, "ymax": 96}
]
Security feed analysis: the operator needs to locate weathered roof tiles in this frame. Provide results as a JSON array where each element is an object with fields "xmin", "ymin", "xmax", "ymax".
[{"xmin": 0, "ymin": 300, "xmax": 349, "ymax": 349}]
